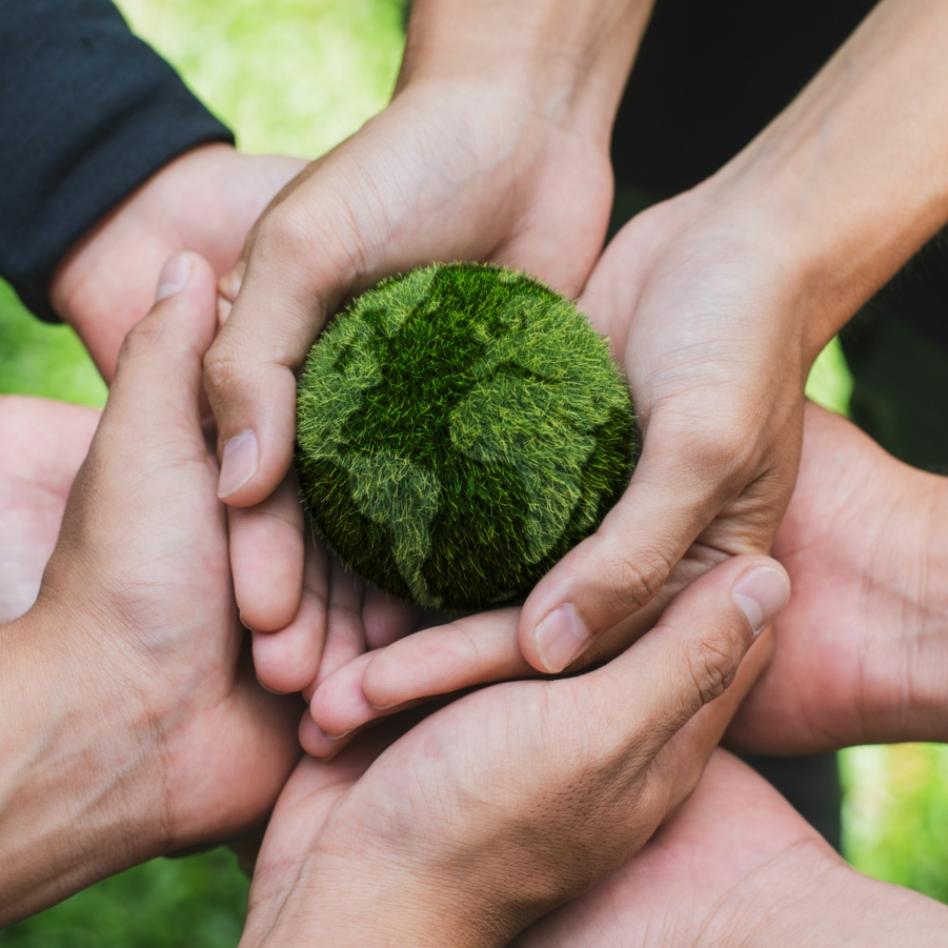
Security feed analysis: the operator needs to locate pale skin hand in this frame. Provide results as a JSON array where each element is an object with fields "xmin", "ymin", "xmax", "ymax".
[
  {"xmin": 515, "ymin": 751, "xmax": 948, "ymax": 948},
  {"xmin": 201, "ymin": 0, "xmax": 655, "ymax": 682},
  {"xmin": 240, "ymin": 556, "xmax": 787, "ymax": 948},
  {"xmin": 0, "ymin": 255, "xmax": 301, "ymax": 925}
]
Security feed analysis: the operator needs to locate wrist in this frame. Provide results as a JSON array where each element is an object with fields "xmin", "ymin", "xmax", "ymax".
[
  {"xmin": 244, "ymin": 849, "xmax": 510, "ymax": 948},
  {"xmin": 701, "ymin": 1, "xmax": 948, "ymax": 362},
  {"xmin": 398, "ymin": 0, "xmax": 653, "ymax": 144},
  {"xmin": 0, "ymin": 604, "xmax": 170, "ymax": 922},
  {"xmin": 49, "ymin": 142, "xmax": 237, "ymax": 379}
]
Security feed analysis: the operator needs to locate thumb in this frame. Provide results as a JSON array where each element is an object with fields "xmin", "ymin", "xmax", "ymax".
[
  {"xmin": 202, "ymin": 197, "xmax": 359, "ymax": 507},
  {"xmin": 102, "ymin": 251, "xmax": 218, "ymax": 446},
  {"xmin": 518, "ymin": 417, "xmax": 730, "ymax": 673},
  {"xmin": 568, "ymin": 554, "xmax": 790, "ymax": 765}
]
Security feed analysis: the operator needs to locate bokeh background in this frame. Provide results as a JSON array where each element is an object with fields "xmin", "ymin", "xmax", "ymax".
[{"xmin": 1, "ymin": 1, "xmax": 946, "ymax": 943}]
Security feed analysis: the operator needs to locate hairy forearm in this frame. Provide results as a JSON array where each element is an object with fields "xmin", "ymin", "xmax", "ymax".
[
  {"xmin": 711, "ymin": 0, "xmax": 948, "ymax": 357},
  {"xmin": 0, "ymin": 609, "xmax": 166, "ymax": 924},
  {"xmin": 399, "ymin": 0, "xmax": 654, "ymax": 143}
]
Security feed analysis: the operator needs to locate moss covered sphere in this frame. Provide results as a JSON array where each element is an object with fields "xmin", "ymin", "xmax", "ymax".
[{"xmin": 296, "ymin": 262, "xmax": 638, "ymax": 610}]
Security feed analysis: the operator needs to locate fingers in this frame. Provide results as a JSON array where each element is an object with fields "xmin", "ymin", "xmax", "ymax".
[
  {"xmin": 571, "ymin": 555, "xmax": 789, "ymax": 762},
  {"xmin": 314, "ymin": 557, "xmax": 367, "ymax": 687},
  {"xmin": 230, "ymin": 474, "xmax": 306, "ymax": 633},
  {"xmin": 203, "ymin": 189, "xmax": 361, "ymax": 508},
  {"xmin": 102, "ymin": 252, "xmax": 218, "ymax": 449},
  {"xmin": 251, "ymin": 531, "xmax": 328, "ymax": 696},
  {"xmin": 310, "ymin": 607, "xmax": 524, "ymax": 739},
  {"xmin": 518, "ymin": 418, "xmax": 736, "ymax": 674}
]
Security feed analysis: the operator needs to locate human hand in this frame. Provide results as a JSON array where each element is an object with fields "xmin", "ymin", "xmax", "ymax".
[
  {"xmin": 240, "ymin": 554, "xmax": 784, "ymax": 947},
  {"xmin": 200, "ymin": 0, "xmax": 647, "ymax": 656},
  {"xmin": 516, "ymin": 750, "xmax": 948, "ymax": 947},
  {"xmin": 43, "ymin": 141, "xmax": 409, "ymax": 698},
  {"xmin": 49, "ymin": 143, "xmax": 304, "ymax": 381},
  {"xmin": 729, "ymin": 404, "xmax": 948, "ymax": 753},
  {"xmin": 0, "ymin": 396, "xmax": 98, "ymax": 622},
  {"xmin": 305, "ymin": 184, "xmax": 807, "ymax": 739},
  {"xmin": 0, "ymin": 253, "xmax": 299, "ymax": 922}
]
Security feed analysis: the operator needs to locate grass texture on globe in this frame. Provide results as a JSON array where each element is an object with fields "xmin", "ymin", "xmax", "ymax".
[{"xmin": 296, "ymin": 262, "xmax": 638, "ymax": 610}]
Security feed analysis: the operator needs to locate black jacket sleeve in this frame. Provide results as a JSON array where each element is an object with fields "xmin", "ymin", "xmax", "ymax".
[{"xmin": 0, "ymin": 0, "xmax": 234, "ymax": 321}]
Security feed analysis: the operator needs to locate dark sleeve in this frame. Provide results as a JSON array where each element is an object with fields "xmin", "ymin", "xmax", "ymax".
[{"xmin": 0, "ymin": 0, "xmax": 235, "ymax": 321}]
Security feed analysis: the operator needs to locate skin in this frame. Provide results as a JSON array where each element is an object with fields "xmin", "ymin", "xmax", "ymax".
[
  {"xmin": 240, "ymin": 556, "xmax": 781, "ymax": 947},
  {"xmin": 307, "ymin": 0, "xmax": 948, "ymax": 730},
  {"xmin": 200, "ymin": 0, "xmax": 948, "ymax": 696},
  {"xmin": 0, "ymin": 256, "xmax": 301, "ymax": 923},
  {"xmin": 199, "ymin": 0, "xmax": 656, "ymax": 668},
  {"xmin": 515, "ymin": 0, "xmax": 948, "ymax": 674},
  {"xmin": 730, "ymin": 405, "xmax": 948, "ymax": 753},
  {"xmin": 48, "ymin": 140, "xmax": 414, "ymax": 701},
  {"xmin": 308, "ymin": 405, "xmax": 948, "ymax": 761},
  {"xmin": 2, "ymin": 392, "xmax": 945, "ymax": 943},
  {"xmin": 516, "ymin": 751, "xmax": 948, "ymax": 947}
]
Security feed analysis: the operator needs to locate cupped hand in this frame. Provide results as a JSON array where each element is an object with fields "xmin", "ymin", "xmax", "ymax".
[
  {"xmin": 729, "ymin": 403, "xmax": 948, "ymax": 752},
  {"xmin": 516, "ymin": 185, "xmax": 810, "ymax": 674},
  {"xmin": 34, "ymin": 252, "xmax": 299, "ymax": 852},
  {"xmin": 240, "ymin": 555, "xmax": 784, "ymax": 948},
  {"xmin": 307, "ymin": 186, "xmax": 808, "ymax": 740},
  {"xmin": 201, "ymin": 76, "xmax": 614, "ymax": 662},
  {"xmin": 516, "ymin": 750, "xmax": 948, "ymax": 947}
]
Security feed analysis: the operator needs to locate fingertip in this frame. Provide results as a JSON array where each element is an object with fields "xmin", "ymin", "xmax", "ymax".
[
  {"xmin": 299, "ymin": 711, "xmax": 350, "ymax": 759},
  {"xmin": 360, "ymin": 650, "xmax": 404, "ymax": 711},
  {"xmin": 310, "ymin": 653, "xmax": 375, "ymax": 736},
  {"xmin": 523, "ymin": 601, "xmax": 592, "ymax": 675},
  {"xmin": 251, "ymin": 619, "xmax": 322, "ymax": 697},
  {"xmin": 730, "ymin": 557, "xmax": 791, "ymax": 636},
  {"xmin": 229, "ymin": 493, "xmax": 306, "ymax": 633}
]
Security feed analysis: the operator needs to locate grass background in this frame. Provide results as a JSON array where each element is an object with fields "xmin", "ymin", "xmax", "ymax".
[{"xmin": 1, "ymin": 1, "xmax": 945, "ymax": 943}]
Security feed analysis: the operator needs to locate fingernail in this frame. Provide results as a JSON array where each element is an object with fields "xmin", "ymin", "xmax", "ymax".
[
  {"xmin": 732, "ymin": 566, "xmax": 790, "ymax": 636},
  {"xmin": 534, "ymin": 603, "xmax": 592, "ymax": 673},
  {"xmin": 218, "ymin": 429, "xmax": 258, "ymax": 498},
  {"xmin": 155, "ymin": 252, "xmax": 192, "ymax": 301}
]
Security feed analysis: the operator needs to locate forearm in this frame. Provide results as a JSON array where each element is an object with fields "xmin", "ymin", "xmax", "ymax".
[
  {"xmin": 0, "ymin": 608, "xmax": 167, "ymax": 924},
  {"xmin": 0, "ymin": 0, "xmax": 232, "ymax": 323},
  {"xmin": 710, "ymin": 0, "xmax": 948, "ymax": 357},
  {"xmin": 399, "ymin": 0, "xmax": 654, "ymax": 143}
]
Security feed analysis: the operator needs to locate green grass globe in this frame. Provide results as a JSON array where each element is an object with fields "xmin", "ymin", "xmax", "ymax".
[{"xmin": 295, "ymin": 262, "xmax": 638, "ymax": 610}]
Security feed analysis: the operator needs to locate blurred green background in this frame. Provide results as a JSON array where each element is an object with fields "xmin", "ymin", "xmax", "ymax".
[{"xmin": 1, "ymin": 1, "xmax": 945, "ymax": 944}]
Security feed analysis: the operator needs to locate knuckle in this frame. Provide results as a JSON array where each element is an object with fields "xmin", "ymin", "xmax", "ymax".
[
  {"xmin": 256, "ymin": 205, "xmax": 313, "ymax": 257},
  {"xmin": 690, "ymin": 424, "xmax": 751, "ymax": 475},
  {"xmin": 202, "ymin": 350, "xmax": 242, "ymax": 400},
  {"xmin": 602, "ymin": 546, "xmax": 674, "ymax": 614},
  {"xmin": 118, "ymin": 318, "xmax": 164, "ymax": 364},
  {"xmin": 683, "ymin": 627, "xmax": 743, "ymax": 707}
]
